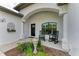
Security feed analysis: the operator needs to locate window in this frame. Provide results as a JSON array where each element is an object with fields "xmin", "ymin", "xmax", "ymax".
[{"xmin": 41, "ymin": 22, "xmax": 57, "ymax": 34}]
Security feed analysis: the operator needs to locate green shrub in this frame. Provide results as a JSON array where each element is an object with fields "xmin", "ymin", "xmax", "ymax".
[
  {"xmin": 36, "ymin": 51, "xmax": 47, "ymax": 56},
  {"xmin": 16, "ymin": 42, "xmax": 34, "ymax": 52},
  {"xmin": 16, "ymin": 42, "xmax": 27, "ymax": 52},
  {"xmin": 37, "ymin": 39, "xmax": 42, "ymax": 48},
  {"xmin": 37, "ymin": 39, "xmax": 44, "ymax": 52},
  {"xmin": 16, "ymin": 41, "xmax": 47, "ymax": 56},
  {"xmin": 24, "ymin": 46, "xmax": 33, "ymax": 56},
  {"xmin": 38, "ymin": 46, "xmax": 44, "ymax": 52}
]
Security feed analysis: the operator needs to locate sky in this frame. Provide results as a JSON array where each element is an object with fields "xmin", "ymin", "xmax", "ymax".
[
  {"xmin": 0, "ymin": 3, "xmax": 18, "ymax": 8},
  {"xmin": 0, "ymin": 3, "xmax": 19, "ymax": 12}
]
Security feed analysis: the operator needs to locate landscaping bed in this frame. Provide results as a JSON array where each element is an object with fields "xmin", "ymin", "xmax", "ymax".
[
  {"xmin": 5, "ymin": 46, "xmax": 69, "ymax": 56},
  {"xmin": 4, "ymin": 40, "xmax": 70, "ymax": 56}
]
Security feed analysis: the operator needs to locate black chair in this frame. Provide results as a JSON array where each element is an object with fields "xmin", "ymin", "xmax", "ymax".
[
  {"xmin": 39, "ymin": 30, "xmax": 45, "ymax": 41},
  {"xmin": 49, "ymin": 31, "xmax": 59, "ymax": 44}
]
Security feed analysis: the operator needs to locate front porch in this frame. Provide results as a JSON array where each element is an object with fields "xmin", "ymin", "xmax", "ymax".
[{"xmin": 21, "ymin": 10, "xmax": 69, "ymax": 52}]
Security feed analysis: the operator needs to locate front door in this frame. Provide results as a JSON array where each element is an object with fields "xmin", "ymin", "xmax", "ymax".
[{"xmin": 31, "ymin": 24, "xmax": 35, "ymax": 36}]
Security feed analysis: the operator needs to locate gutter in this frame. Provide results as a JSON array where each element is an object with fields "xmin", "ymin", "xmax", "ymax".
[
  {"xmin": 14, "ymin": 3, "xmax": 33, "ymax": 11},
  {"xmin": 0, "ymin": 6, "xmax": 23, "ymax": 17}
]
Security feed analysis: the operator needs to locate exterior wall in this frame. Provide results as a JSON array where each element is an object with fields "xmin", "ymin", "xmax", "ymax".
[
  {"xmin": 68, "ymin": 4, "xmax": 79, "ymax": 56},
  {"xmin": 24, "ymin": 11, "xmax": 63, "ymax": 41},
  {"xmin": 0, "ymin": 11, "xmax": 22, "ymax": 45}
]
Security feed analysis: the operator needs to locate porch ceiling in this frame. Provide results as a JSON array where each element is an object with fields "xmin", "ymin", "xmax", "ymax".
[{"xmin": 22, "ymin": 8, "xmax": 59, "ymax": 21}]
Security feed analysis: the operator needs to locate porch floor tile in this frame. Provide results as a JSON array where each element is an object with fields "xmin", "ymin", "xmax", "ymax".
[{"xmin": 41, "ymin": 40, "xmax": 63, "ymax": 51}]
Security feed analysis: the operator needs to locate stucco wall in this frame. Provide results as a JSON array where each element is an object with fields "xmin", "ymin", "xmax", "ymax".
[
  {"xmin": 68, "ymin": 4, "xmax": 79, "ymax": 56},
  {"xmin": 19, "ymin": 3, "xmax": 59, "ymax": 16},
  {"xmin": 0, "ymin": 11, "xmax": 22, "ymax": 45},
  {"xmin": 24, "ymin": 11, "xmax": 63, "ymax": 41}
]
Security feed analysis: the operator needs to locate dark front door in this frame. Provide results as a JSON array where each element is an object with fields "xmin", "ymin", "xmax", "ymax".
[{"xmin": 31, "ymin": 24, "xmax": 35, "ymax": 36}]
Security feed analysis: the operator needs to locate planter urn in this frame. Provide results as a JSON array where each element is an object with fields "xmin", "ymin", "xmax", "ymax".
[{"xmin": 32, "ymin": 37, "xmax": 39, "ymax": 54}]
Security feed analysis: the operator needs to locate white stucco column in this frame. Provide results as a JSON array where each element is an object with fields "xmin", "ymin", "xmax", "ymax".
[
  {"xmin": 20, "ymin": 21, "xmax": 24, "ymax": 39},
  {"xmin": 62, "ymin": 13, "xmax": 69, "ymax": 52},
  {"xmin": 20, "ymin": 19, "xmax": 25, "ymax": 39}
]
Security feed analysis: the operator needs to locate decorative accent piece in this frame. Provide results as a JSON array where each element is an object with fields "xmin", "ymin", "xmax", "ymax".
[
  {"xmin": 7, "ymin": 22, "xmax": 16, "ymax": 32},
  {"xmin": 0, "ymin": 17, "xmax": 6, "ymax": 22},
  {"xmin": 27, "ymin": 36, "xmax": 39, "ymax": 54},
  {"xmin": 32, "ymin": 37, "xmax": 39, "ymax": 54}
]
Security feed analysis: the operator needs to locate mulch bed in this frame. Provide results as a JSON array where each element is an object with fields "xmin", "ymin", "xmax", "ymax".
[{"xmin": 4, "ymin": 46, "xmax": 70, "ymax": 56}]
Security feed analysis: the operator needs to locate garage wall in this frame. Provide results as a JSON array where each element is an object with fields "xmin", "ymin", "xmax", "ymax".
[{"xmin": 0, "ymin": 11, "xmax": 22, "ymax": 45}]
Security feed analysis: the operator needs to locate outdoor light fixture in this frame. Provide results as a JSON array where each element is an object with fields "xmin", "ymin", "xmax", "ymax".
[{"xmin": 0, "ymin": 17, "xmax": 6, "ymax": 22}]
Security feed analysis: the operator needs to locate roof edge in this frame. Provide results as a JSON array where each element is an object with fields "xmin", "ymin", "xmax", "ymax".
[
  {"xmin": 0, "ymin": 6, "xmax": 23, "ymax": 17},
  {"xmin": 57, "ymin": 3, "xmax": 68, "ymax": 6},
  {"xmin": 14, "ymin": 3, "xmax": 33, "ymax": 11}
]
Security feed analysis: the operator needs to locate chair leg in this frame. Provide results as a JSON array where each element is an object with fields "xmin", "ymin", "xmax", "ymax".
[
  {"xmin": 54, "ymin": 39, "xmax": 58, "ymax": 44},
  {"xmin": 43, "ymin": 38, "xmax": 45, "ymax": 41},
  {"xmin": 49, "ymin": 38, "xmax": 53, "ymax": 42}
]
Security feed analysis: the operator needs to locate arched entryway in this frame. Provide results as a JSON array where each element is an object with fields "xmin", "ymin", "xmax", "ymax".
[{"xmin": 21, "ymin": 7, "xmax": 64, "ymax": 51}]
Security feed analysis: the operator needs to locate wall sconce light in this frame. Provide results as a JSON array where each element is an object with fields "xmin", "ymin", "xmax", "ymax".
[{"xmin": 0, "ymin": 17, "xmax": 6, "ymax": 22}]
